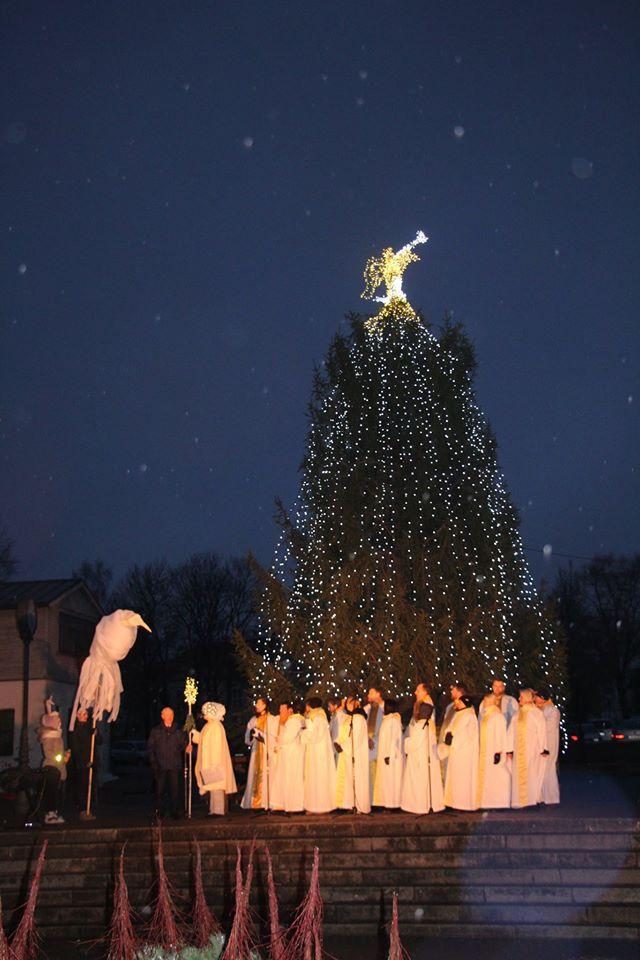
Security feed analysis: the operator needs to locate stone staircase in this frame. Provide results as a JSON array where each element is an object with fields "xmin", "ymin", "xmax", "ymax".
[{"xmin": 1, "ymin": 813, "xmax": 639, "ymax": 946}]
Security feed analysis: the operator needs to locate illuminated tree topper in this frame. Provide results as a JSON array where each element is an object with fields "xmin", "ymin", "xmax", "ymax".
[
  {"xmin": 362, "ymin": 230, "xmax": 428, "ymax": 331},
  {"xmin": 184, "ymin": 676, "xmax": 199, "ymax": 707}
]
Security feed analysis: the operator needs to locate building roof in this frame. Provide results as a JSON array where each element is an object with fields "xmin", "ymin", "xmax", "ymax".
[{"xmin": 0, "ymin": 579, "xmax": 94, "ymax": 610}]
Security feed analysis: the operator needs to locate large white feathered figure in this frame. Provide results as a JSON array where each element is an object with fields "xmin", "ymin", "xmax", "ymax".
[{"xmin": 69, "ymin": 609, "xmax": 151, "ymax": 730}]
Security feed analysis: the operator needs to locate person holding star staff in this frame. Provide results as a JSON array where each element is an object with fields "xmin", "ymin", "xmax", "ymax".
[{"xmin": 190, "ymin": 701, "xmax": 237, "ymax": 816}]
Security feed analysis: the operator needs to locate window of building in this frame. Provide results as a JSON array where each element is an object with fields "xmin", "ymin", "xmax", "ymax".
[
  {"xmin": 58, "ymin": 613, "xmax": 94, "ymax": 658},
  {"xmin": 0, "ymin": 709, "xmax": 14, "ymax": 756}
]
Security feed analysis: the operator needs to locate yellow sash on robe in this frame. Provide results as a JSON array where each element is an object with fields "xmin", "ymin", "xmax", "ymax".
[
  {"xmin": 476, "ymin": 706, "xmax": 497, "ymax": 807},
  {"xmin": 335, "ymin": 717, "xmax": 351, "ymax": 807},
  {"xmin": 516, "ymin": 705, "xmax": 529, "ymax": 807},
  {"xmin": 251, "ymin": 713, "xmax": 268, "ymax": 809}
]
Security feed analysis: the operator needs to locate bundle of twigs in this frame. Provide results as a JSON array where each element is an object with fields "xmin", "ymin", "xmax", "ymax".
[
  {"xmin": 147, "ymin": 826, "xmax": 184, "ymax": 951},
  {"xmin": 10, "ymin": 841, "xmax": 48, "ymax": 960},
  {"xmin": 191, "ymin": 840, "xmax": 221, "ymax": 949},
  {"xmin": 107, "ymin": 844, "xmax": 138, "ymax": 960},
  {"xmin": 220, "ymin": 843, "xmax": 257, "ymax": 960}
]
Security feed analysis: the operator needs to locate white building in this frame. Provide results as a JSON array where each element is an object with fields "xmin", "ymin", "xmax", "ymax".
[{"xmin": 0, "ymin": 579, "xmax": 102, "ymax": 770}]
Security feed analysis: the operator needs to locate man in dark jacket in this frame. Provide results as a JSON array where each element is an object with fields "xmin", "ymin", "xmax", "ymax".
[
  {"xmin": 147, "ymin": 706, "xmax": 187, "ymax": 819},
  {"xmin": 68, "ymin": 707, "xmax": 101, "ymax": 815}
]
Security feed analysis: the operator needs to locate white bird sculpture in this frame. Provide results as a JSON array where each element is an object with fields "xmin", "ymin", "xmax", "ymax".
[{"xmin": 69, "ymin": 609, "xmax": 151, "ymax": 730}]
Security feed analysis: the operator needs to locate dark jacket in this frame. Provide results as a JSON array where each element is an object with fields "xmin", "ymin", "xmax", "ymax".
[
  {"xmin": 69, "ymin": 721, "xmax": 101, "ymax": 769},
  {"xmin": 148, "ymin": 723, "xmax": 187, "ymax": 772}
]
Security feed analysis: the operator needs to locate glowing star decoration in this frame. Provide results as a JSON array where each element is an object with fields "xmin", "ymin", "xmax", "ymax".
[
  {"xmin": 184, "ymin": 676, "xmax": 198, "ymax": 708},
  {"xmin": 361, "ymin": 230, "xmax": 428, "ymax": 332}
]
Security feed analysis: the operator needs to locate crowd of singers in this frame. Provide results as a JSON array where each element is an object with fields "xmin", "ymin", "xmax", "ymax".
[{"xmin": 238, "ymin": 678, "xmax": 560, "ymax": 816}]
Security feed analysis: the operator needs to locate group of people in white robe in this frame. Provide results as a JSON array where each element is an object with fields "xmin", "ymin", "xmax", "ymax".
[{"xmin": 239, "ymin": 678, "xmax": 560, "ymax": 815}]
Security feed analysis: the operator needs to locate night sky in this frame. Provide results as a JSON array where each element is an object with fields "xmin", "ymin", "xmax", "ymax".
[{"xmin": 1, "ymin": 0, "xmax": 638, "ymax": 588}]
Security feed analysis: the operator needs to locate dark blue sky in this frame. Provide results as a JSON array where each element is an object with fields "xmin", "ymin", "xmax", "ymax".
[{"xmin": 1, "ymin": 0, "xmax": 638, "ymax": 587}]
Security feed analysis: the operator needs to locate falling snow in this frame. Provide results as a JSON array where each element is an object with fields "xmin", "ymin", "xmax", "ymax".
[{"xmin": 571, "ymin": 157, "xmax": 594, "ymax": 179}]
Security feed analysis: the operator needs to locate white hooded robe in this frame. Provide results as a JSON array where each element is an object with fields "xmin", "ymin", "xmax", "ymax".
[
  {"xmin": 540, "ymin": 702, "xmax": 560, "ymax": 804},
  {"xmin": 401, "ymin": 705, "xmax": 444, "ymax": 815},
  {"xmin": 301, "ymin": 708, "xmax": 336, "ymax": 813},
  {"xmin": 477, "ymin": 705, "xmax": 510, "ymax": 809},
  {"xmin": 372, "ymin": 713, "xmax": 403, "ymax": 808},
  {"xmin": 272, "ymin": 713, "xmax": 305, "ymax": 812},
  {"xmin": 241, "ymin": 713, "xmax": 280, "ymax": 810},
  {"xmin": 439, "ymin": 706, "xmax": 479, "ymax": 811},
  {"xmin": 511, "ymin": 702, "xmax": 548, "ymax": 808},
  {"xmin": 335, "ymin": 712, "xmax": 370, "ymax": 813},
  {"xmin": 193, "ymin": 719, "xmax": 237, "ymax": 796}
]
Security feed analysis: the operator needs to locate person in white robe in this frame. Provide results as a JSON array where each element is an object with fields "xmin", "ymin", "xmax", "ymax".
[
  {"xmin": 438, "ymin": 695, "xmax": 479, "ymax": 811},
  {"xmin": 372, "ymin": 699, "xmax": 403, "ymax": 809},
  {"xmin": 327, "ymin": 696, "xmax": 346, "ymax": 755},
  {"xmin": 192, "ymin": 702, "xmax": 237, "ymax": 816},
  {"xmin": 334, "ymin": 695, "xmax": 370, "ymax": 813},
  {"xmin": 271, "ymin": 700, "xmax": 305, "ymax": 813},
  {"xmin": 438, "ymin": 682, "xmax": 467, "ymax": 781},
  {"xmin": 401, "ymin": 682, "xmax": 444, "ymax": 815},
  {"xmin": 241, "ymin": 697, "xmax": 279, "ymax": 811},
  {"xmin": 365, "ymin": 686, "xmax": 385, "ymax": 801},
  {"xmin": 268, "ymin": 701, "xmax": 289, "ymax": 811},
  {"xmin": 479, "ymin": 678, "xmax": 519, "ymax": 729},
  {"xmin": 476, "ymin": 694, "xmax": 511, "ymax": 809},
  {"xmin": 301, "ymin": 697, "xmax": 336, "ymax": 813},
  {"xmin": 534, "ymin": 689, "xmax": 560, "ymax": 805},
  {"xmin": 510, "ymin": 688, "xmax": 549, "ymax": 808}
]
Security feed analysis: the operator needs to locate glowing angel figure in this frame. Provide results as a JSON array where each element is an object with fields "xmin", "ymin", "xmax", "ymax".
[{"xmin": 362, "ymin": 230, "xmax": 428, "ymax": 332}]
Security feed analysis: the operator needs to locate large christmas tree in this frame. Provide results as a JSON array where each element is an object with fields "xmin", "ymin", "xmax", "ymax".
[{"xmin": 239, "ymin": 232, "xmax": 564, "ymax": 700}]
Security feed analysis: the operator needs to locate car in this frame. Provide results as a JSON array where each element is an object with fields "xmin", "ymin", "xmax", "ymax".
[
  {"xmin": 567, "ymin": 719, "xmax": 613, "ymax": 744},
  {"xmin": 610, "ymin": 719, "xmax": 640, "ymax": 742},
  {"xmin": 110, "ymin": 740, "xmax": 149, "ymax": 765}
]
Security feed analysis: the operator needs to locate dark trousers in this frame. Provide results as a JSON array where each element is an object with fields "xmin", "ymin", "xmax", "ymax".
[
  {"xmin": 42, "ymin": 766, "xmax": 62, "ymax": 813},
  {"xmin": 154, "ymin": 768, "xmax": 180, "ymax": 816}
]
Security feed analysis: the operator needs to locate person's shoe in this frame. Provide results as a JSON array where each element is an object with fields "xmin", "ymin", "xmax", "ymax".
[{"xmin": 44, "ymin": 811, "xmax": 65, "ymax": 824}]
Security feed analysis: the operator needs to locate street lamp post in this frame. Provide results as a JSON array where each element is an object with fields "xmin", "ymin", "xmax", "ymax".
[{"xmin": 16, "ymin": 598, "xmax": 37, "ymax": 769}]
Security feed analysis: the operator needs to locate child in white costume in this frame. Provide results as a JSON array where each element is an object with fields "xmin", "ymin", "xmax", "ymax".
[{"xmin": 192, "ymin": 702, "xmax": 237, "ymax": 816}]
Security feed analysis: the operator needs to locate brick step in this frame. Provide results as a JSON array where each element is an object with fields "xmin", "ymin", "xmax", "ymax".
[
  {"xmin": 26, "ymin": 923, "xmax": 640, "ymax": 945},
  {"xmin": 2, "ymin": 815, "xmax": 638, "ymax": 844},
  {"xmin": 3, "ymin": 851, "xmax": 637, "ymax": 875},
  {"xmin": 12, "ymin": 880, "xmax": 640, "ymax": 910},
  {"xmin": 4, "ymin": 866, "xmax": 640, "ymax": 902},
  {"xmin": 27, "ymin": 901, "xmax": 640, "ymax": 931},
  {"xmin": 322, "ymin": 922, "xmax": 640, "ymax": 941},
  {"xmin": 2, "ymin": 817, "xmax": 639, "ymax": 942}
]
